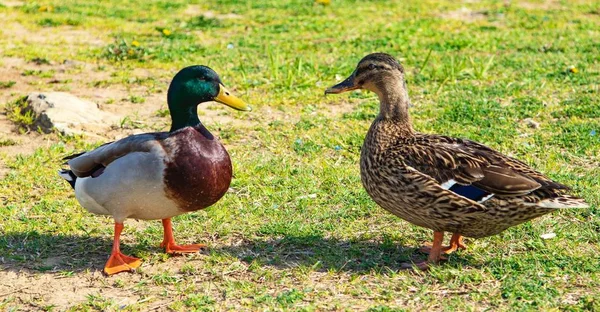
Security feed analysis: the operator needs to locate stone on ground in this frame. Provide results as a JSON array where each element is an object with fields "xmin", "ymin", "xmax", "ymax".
[{"xmin": 24, "ymin": 92, "xmax": 118, "ymax": 135}]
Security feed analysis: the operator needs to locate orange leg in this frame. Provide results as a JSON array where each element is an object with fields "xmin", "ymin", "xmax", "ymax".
[
  {"xmin": 446, "ymin": 233, "xmax": 467, "ymax": 253},
  {"xmin": 426, "ymin": 231, "xmax": 445, "ymax": 264},
  {"xmin": 160, "ymin": 218, "xmax": 206, "ymax": 254},
  {"xmin": 104, "ymin": 222, "xmax": 142, "ymax": 275},
  {"xmin": 403, "ymin": 231, "xmax": 445, "ymax": 270},
  {"xmin": 419, "ymin": 232, "xmax": 467, "ymax": 255}
]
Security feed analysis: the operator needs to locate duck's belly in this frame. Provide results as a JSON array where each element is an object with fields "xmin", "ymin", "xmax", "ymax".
[
  {"xmin": 74, "ymin": 152, "xmax": 183, "ymax": 223},
  {"xmin": 362, "ymin": 177, "xmax": 435, "ymax": 230},
  {"xmin": 359, "ymin": 161, "xmax": 434, "ymax": 229}
]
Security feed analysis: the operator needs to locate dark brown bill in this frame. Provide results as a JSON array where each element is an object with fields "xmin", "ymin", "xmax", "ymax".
[{"xmin": 324, "ymin": 73, "xmax": 359, "ymax": 95}]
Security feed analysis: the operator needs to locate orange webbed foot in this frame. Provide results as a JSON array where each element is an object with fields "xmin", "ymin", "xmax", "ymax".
[
  {"xmin": 160, "ymin": 218, "xmax": 206, "ymax": 255},
  {"xmin": 104, "ymin": 222, "xmax": 141, "ymax": 275},
  {"xmin": 404, "ymin": 231, "xmax": 448, "ymax": 270},
  {"xmin": 104, "ymin": 252, "xmax": 141, "ymax": 275},
  {"xmin": 160, "ymin": 241, "xmax": 207, "ymax": 254},
  {"xmin": 419, "ymin": 243, "xmax": 458, "ymax": 255},
  {"xmin": 419, "ymin": 233, "xmax": 466, "ymax": 255},
  {"xmin": 445, "ymin": 233, "xmax": 467, "ymax": 254}
]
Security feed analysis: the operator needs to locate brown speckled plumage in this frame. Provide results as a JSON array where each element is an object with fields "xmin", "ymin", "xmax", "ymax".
[
  {"xmin": 359, "ymin": 118, "xmax": 582, "ymax": 238},
  {"xmin": 326, "ymin": 53, "xmax": 588, "ymax": 267}
]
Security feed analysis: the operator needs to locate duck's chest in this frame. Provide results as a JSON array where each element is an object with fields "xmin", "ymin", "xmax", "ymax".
[
  {"xmin": 359, "ymin": 120, "xmax": 411, "ymax": 191},
  {"xmin": 360, "ymin": 144, "xmax": 437, "ymax": 230},
  {"xmin": 360, "ymin": 144, "xmax": 411, "ymax": 200},
  {"xmin": 359, "ymin": 122, "xmax": 427, "ymax": 217},
  {"xmin": 162, "ymin": 127, "xmax": 232, "ymax": 211}
]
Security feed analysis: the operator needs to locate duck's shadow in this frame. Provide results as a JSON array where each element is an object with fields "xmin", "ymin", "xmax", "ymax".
[
  {"xmin": 213, "ymin": 235, "xmax": 478, "ymax": 272},
  {"xmin": 0, "ymin": 232, "xmax": 139, "ymax": 274},
  {"xmin": 0, "ymin": 232, "xmax": 477, "ymax": 274}
]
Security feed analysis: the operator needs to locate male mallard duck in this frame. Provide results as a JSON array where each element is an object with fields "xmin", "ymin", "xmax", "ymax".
[
  {"xmin": 325, "ymin": 53, "xmax": 588, "ymax": 269},
  {"xmin": 59, "ymin": 65, "xmax": 251, "ymax": 275}
]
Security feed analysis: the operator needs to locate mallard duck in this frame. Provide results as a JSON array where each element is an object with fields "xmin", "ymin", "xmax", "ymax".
[
  {"xmin": 325, "ymin": 53, "xmax": 588, "ymax": 269},
  {"xmin": 59, "ymin": 65, "xmax": 251, "ymax": 275}
]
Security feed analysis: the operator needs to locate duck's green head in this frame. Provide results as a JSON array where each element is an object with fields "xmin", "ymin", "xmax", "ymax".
[{"xmin": 167, "ymin": 65, "xmax": 251, "ymax": 131}]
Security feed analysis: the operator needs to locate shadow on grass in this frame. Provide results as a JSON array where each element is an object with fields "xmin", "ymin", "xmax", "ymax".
[
  {"xmin": 210, "ymin": 235, "xmax": 478, "ymax": 273},
  {"xmin": 0, "ymin": 231, "xmax": 154, "ymax": 274},
  {"xmin": 0, "ymin": 231, "xmax": 477, "ymax": 275}
]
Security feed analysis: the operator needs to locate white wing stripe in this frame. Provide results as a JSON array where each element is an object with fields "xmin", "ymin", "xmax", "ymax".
[
  {"xmin": 477, "ymin": 193, "xmax": 494, "ymax": 203},
  {"xmin": 440, "ymin": 179, "xmax": 457, "ymax": 190}
]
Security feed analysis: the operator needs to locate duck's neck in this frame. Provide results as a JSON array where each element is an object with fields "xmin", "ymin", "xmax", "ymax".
[
  {"xmin": 373, "ymin": 78, "xmax": 413, "ymax": 128},
  {"xmin": 168, "ymin": 93, "xmax": 201, "ymax": 132},
  {"xmin": 365, "ymin": 77, "xmax": 415, "ymax": 151}
]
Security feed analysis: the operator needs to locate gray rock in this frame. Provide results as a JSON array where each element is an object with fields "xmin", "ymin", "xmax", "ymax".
[{"xmin": 24, "ymin": 92, "xmax": 118, "ymax": 135}]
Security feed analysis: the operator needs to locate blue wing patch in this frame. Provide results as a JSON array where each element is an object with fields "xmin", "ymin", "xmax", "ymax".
[{"xmin": 449, "ymin": 184, "xmax": 494, "ymax": 203}]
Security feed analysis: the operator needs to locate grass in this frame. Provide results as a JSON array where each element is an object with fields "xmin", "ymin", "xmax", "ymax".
[
  {"xmin": 0, "ymin": 81, "xmax": 16, "ymax": 89},
  {"xmin": 5, "ymin": 96, "xmax": 36, "ymax": 132},
  {"xmin": 0, "ymin": 0, "xmax": 599, "ymax": 310}
]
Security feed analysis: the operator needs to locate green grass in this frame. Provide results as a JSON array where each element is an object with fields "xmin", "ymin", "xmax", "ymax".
[
  {"xmin": 5, "ymin": 96, "xmax": 36, "ymax": 132},
  {"xmin": 0, "ymin": 81, "xmax": 16, "ymax": 89},
  {"xmin": 0, "ymin": 0, "xmax": 599, "ymax": 311}
]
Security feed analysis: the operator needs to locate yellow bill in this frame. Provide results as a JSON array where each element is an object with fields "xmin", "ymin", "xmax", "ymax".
[{"xmin": 214, "ymin": 84, "xmax": 252, "ymax": 111}]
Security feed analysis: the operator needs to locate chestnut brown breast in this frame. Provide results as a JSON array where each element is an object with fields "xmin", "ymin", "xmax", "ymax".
[{"xmin": 161, "ymin": 125, "xmax": 232, "ymax": 212}]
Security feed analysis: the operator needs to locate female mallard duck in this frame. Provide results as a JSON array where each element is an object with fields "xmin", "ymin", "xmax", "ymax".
[
  {"xmin": 59, "ymin": 65, "xmax": 251, "ymax": 275},
  {"xmin": 325, "ymin": 53, "xmax": 588, "ymax": 269}
]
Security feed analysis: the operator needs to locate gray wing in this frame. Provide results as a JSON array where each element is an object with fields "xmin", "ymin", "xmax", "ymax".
[{"xmin": 67, "ymin": 132, "xmax": 168, "ymax": 177}]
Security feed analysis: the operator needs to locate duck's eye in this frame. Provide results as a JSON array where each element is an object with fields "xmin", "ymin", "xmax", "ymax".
[
  {"xmin": 196, "ymin": 77, "xmax": 207, "ymax": 82},
  {"xmin": 368, "ymin": 64, "xmax": 376, "ymax": 70}
]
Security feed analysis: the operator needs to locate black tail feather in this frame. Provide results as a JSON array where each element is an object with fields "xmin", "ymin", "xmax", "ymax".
[{"xmin": 58, "ymin": 169, "xmax": 77, "ymax": 189}]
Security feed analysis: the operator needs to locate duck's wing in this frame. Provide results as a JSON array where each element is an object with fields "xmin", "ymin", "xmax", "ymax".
[
  {"xmin": 391, "ymin": 134, "xmax": 561, "ymax": 203},
  {"xmin": 62, "ymin": 142, "xmax": 113, "ymax": 163},
  {"xmin": 458, "ymin": 138, "xmax": 569, "ymax": 191},
  {"xmin": 65, "ymin": 132, "xmax": 169, "ymax": 178}
]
